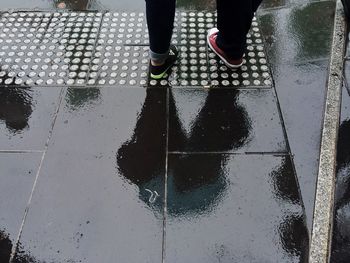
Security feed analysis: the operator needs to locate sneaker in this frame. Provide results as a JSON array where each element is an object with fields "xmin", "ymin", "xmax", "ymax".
[
  {"xmin": 149, "ymin": 45, "xmax": 179, "ymax": 79},
  {"xmin": 207, "ymin": 28, "xmax": 243, "ymax": 69}
]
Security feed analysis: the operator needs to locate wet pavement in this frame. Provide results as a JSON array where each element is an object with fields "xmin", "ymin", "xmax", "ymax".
[
  {"xmin": 331, "ymin": 34, "xmax": 350, "ymax": 263},
  {"xmin": 0, "ymin": 0, "xmax": 338, "ymax": 262}
]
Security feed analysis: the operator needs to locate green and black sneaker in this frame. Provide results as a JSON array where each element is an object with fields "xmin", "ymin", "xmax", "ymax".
[{"xmin": 149, "ymin": 45, "xmax": 179, "ymax": 79}]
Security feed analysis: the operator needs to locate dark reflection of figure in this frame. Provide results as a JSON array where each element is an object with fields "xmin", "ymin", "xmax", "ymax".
[
  {"xmin": 117, "ymin": 90, "xmax": 167, "ymax": 212},
  {"xmin": 167, "ymin": 89, "xmax": 251, "ymax": 215},
  {"xmin": 169, "ymin": 89, "xmax": 251, "ymax": 152},
  {"xmin": 117, "ymin": 89, "xmax": 250, "ymax": 215},
  {"xmin": 270, "ymin": 157, "xmax": 309, "ymax": 262},
  {"xmin": 0, "ymin": 230, "xmax": 12, "ymax": 263},
  {"xmin": 331, "ymin": 119, "xmax": 350, "ymax": 263},
  {"xmin": 0, "ymin": 229, "xmax": 36, "ymax": 263},
  {"xmin": 117, "ymin": 88, "xmax": 308, "ymax": 260},
  {"xmin": 0, "ymin": 86, "xmax": 33, "ymax": 133}
]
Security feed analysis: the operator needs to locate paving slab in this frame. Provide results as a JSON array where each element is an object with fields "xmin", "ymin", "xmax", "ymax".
[
  {"xmin": 271, "ymin": 61, "xmax": 329, "ymax": 228},
  {"xmin": 168, "ymin": 88, "xmax": 287, "ymax": 153},
  {"xmin": 13, "ymin": 87, "xmax": 166, "ymax": 263},
  {"xmin": 259, "ymin": 1, "xmax": 335, "ymax": 228},
  {"xmin": 165, "ymin": 154, "xmax": 308, "ymax": 263},
  {"xmin": 0, "ymin": 87, "xmax": 62, "ymax": 151},
  {"xmin": 259, "ymin": 1, "xmax": 334, "ymax": 64},
  {"xmin": 0, "ymin": 153, "xmax": 42, "ymax": 263},
  {"xmin": 330, "ymin": 84, "xmax": 350, "ymax": 262},
  {"xmin": 0, "ymin": 11, "xmax": 272, "ymax": 88}
]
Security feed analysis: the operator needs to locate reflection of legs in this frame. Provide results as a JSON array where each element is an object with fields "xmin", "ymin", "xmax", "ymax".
[
  {"xmin": 216, "ymin": 0, "xmax": 263, "ymax": 59},
  {"xmin": 146, "ymin": 0, "xmax": 176, "ymax": 63},
  {"xmin": 188, "ymin": 90, "xmax": 249, "ymax": 151},
  {"xmin": 117, "ymin": 90, "xmax": 166, "ymax": 185}
]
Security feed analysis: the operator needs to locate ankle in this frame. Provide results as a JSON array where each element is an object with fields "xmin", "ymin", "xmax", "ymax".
[{"xmin": 151, "ymin": 60, "xmax": 165, "ymax": 66}]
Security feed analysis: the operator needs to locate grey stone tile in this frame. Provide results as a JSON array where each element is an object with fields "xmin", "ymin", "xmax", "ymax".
[
  {"xmin": 168, "ymin": 88, "xmax": 287, "ymax": 153},
  {"xmin": 331, "ymin": 84, "xmax": 350, "ymax": 262},
  {"xmin": 0, "ymin": 153, "xmax": 42, "ymax": 263},
  {"xmin": 0, "ymin": 87, "xmax": 62, "ymax": 151},
  {"xmin": 259, "ymin": 1, "xmax": 334, "ymax": 64},
  {"xmin": 259, "ymin": 0, "xmax": 329, "ymax": 10},
  {"xmin": 272, "ymin": 60, "xmax": 329, "ymax": 228},
  {"xmin": 14, "ymin": 87, "xmax": 167, "ymax": 263},
  {"xmin": 165, "ymin": 154, "xmax": 309, "ymax": 263}
]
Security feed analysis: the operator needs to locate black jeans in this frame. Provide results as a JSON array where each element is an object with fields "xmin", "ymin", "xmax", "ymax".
[{"xmin": 145, "ymin": 0, "xmax": 263, "ymax": 60}]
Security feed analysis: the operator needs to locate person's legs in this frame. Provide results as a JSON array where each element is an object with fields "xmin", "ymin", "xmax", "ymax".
[
  {"xmin": 146, "ymin": 0, "xmax": 176, "ymax": 65},
  {"xmin": 216, "ymin": 0, "xmax": 263, "ymax": 59}
]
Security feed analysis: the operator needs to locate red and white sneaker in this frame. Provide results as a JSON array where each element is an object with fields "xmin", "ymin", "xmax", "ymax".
[{"xmin": 207, "ymin": 28, "xmax": 243, "ymax": 69}]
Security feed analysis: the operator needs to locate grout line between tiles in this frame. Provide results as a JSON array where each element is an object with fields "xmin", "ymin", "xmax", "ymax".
[
  {"xmin": 168, "ymin": 151, "xmax": 289, "ymax": 156},
  {"xmin": 0, "ymin": 150, "xmax": 44, "ymax": 153},
  {"xmin": 9, "ymin": 87, "xmax": 66, "ymax": 263},
  {"xmin": 161, "ymin": 88, "xmax": 170, "ymax": 263}
]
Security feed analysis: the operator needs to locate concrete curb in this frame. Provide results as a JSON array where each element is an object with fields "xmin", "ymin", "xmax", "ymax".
[{"xmin": 309, "ymin": 0, "xmax": 347, "ymax": 262}]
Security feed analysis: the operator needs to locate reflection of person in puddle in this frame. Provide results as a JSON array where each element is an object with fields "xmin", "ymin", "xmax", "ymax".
[
  {"xmin": 117, "ymin": 88, "xmax": 251, "ymax": 216},
  {"xmin": 0, "ymin": 230, "xmax": 12, "ymax": 263},
  {"xmin": 117, "ymin": 88, "xmax": 309, "ymax": 260},
  {"xmin": 331, "ymin": 119, "xmax": 350, "ymax": 262},
  {"xmin": 0, "ymin": 229, "xmax": 37, "ymax": 263},
  {"xmin": 0, "ymin": 86, "xmax": 33, "ymax": 133}
]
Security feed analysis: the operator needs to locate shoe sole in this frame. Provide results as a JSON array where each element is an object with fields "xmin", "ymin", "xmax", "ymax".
[
  {"xmin": 150, "ymin": 72, "xmax": 166, "ymax": 79},
  {"xmin": 150, "ymin": 62, "xmax": 173, "ymax": 79},
  {"xmin": 150, "ymin": 47, "xmax": 178, "ymax": 80},
  {"xmin": 207, "ymin": 33, "xmax": 243, "ymax": 69}
]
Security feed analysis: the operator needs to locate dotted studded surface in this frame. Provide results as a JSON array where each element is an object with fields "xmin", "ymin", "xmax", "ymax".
[
  {"xmin": 0, "ymin": 11, "xmax": 272, "ymax": 88},
  {"xmin": 87, "ymin": 45, "xmax": 149, "ymax": 86},
  {"xmin": 209, "ymin": 45, "xmax": 272, "ymax": 87},
  {"xmin": 0, "ymin": 12, "xmax": 102, "ymax": 86}
]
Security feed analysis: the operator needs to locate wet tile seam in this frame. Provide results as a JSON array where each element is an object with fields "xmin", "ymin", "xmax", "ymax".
[
  {"xmin": 168, "ymin": 151, "xmax": 289, "ymax": 156},
  {"xmin": 8, "ymin": 87, "xmax": 66, "ymax": 263},
  {"xmin": 162, "ymin": 88, "xmax": 170, "ymax": 263},
  {"xmin": 0, "ymin": 150, "xmax": 44, "ymax": 153},
  {"xmin": 309, "ymin": 1, "xmax": 346, "ymax": 262}
]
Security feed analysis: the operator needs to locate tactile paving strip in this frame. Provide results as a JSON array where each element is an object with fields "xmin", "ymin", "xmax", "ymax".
[
  {"xmin": 0, "ymin": 12, "xmax": 102, "ymax": 86},
  {"xmin": 87, "ymin": 45, "xmax": 149, "ymax": 86},
  {"xmin": 0, "ymin": 11, "xmax": 272, "ymax": 88},
  {"xmin": 208, "ymin": 45, "xmax": 272, "ymax": 87}
]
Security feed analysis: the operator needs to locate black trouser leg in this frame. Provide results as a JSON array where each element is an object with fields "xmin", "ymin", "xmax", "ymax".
[
  {"xmin": 216, "ymin": 0, "xmax": 263, "ymax": 59},
  {"xmin": 145, "ymin": 0, "xmax": 176, "ymax": 61}
]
